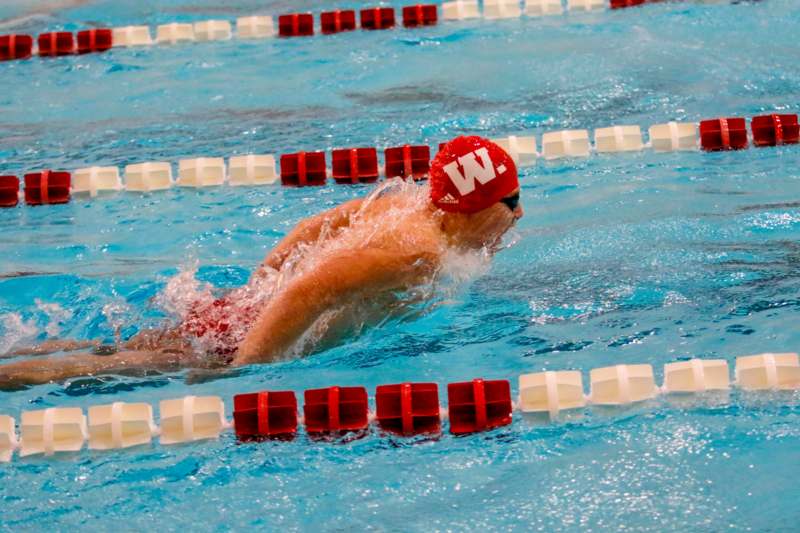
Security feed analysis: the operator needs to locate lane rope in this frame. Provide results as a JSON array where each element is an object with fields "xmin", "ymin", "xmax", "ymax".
[
  {"xmin": 0, "ymin": 1, "xmax": 741, "ymax": 63},
  {"xmin": 0, "ymin": 353, "xmax": 798, "ymax": 461},
  {"xmin": 1, "ymin": 112, "xmax": 797, "ymax": 208}
]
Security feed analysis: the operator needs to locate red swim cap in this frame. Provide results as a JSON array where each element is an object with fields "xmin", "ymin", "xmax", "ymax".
[{"xmin": 429, "ymin": 135, "xmax": 519, "ymax": 214}]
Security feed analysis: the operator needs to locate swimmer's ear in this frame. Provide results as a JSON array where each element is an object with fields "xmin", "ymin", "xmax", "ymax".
[{"xmin": 184, "ymin": 367, "xmax": 246, "ymax": 386}]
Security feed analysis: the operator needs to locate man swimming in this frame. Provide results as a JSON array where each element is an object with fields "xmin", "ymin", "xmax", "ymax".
[{"xmin": 0, "ymin": 136, "xmax": 523, "ymax": 389}]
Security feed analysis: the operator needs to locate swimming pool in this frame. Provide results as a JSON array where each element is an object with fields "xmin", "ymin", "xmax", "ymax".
[{"xmin": 2, "ymin": 0, "xmax": 800, "ymax": 530}]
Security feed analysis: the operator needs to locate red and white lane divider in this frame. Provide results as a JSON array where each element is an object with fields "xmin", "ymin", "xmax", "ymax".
[
  {"xmin": 0, "ymin": 112, "xmax": 796, "ymax": 208},
  {"xmin": 0, "ymin": 0, "xmax": 725, "ymax": 63},
  {"xmin": 0, "ymin": 352, "xmax": 797, "ymax": 461}
]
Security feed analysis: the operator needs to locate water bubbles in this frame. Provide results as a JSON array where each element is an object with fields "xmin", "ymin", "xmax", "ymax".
[
  {"xmin": 0, "ymin": 313, "xmax": 38, "ymax": 354},
  {"xmin": 34, "ymin": 299, "xmax": 72, "ymax": 338},
  {"xmin": 102, "ymin": 300, "xmax": 133, "ymax": 345},
  {"xmin": 153, "ymin": 262, "xmax": 214, "ymax": 320}
]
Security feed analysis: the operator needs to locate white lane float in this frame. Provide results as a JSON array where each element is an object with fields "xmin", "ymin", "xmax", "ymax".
[
  {"xmin": 237, "ymin": 16, "xmax": 276, "ymax": 39},
  {"xmin": 483, "ymin": 0, "xmax": 523, "ymax": 19},
  {"xmin": 525, "ymin": 0, "xmax": 564, "ymax": 16},
  {"xmin": 159, "ymin": 396, "xmax": 227, "ymax": 445},
  {"xmin": 518, "ymin": 370, "xmax": 586, "ymax": 419},
  {"xmin": 156, "ymin": 23, "xmax": 196, "ymax": 45},
  {"xmin": 589, "ymin": 364, "xmax": 658, "ymax": 405},
  {"xmin": 594, "ymin": 125, "xmax": 644, "ymax": 153},
  {"xmin": 193, "ymin": 20, "xmax": 233, "ymax": 42},
  {"xmin": 442, "ymin": 0, "xmax": 481, "ymax": 20},
  {"xmin": 88, "ymin": 402, "xmax": 158, "ymax": 450},
  {"xmin": 662, "ymin": 359, "xmax": 730, "ymax": 393},
  {"xmin": 177, "ymin": 157, "xmax": 227, "ymax": 187},
  {"xmin": 228, "ymin": 155, "xmax": 279, "ymax": 185},
  {"xmin": 735, "ymin": 353, "xmax": 800, "ymax": 391},
  {"xmin": 541, "ymin": 129, "xmax": 591, "ymax": 159},
  {"xmin": 72, "ymin": 166, "xmax": 122, "ymax": 197},
  {"xmin": 567, "ymin": 0, "xmax": 607, "ymax": 11},
  {"xmin": 491, "ymin": 135, "xmax": 538, "ymax": 166},
  {"xmin": 648, "ymin": 121, "xmax": 699, "ymax": 152},
  {"xmin": 124, "ymin": 162, "xmax": 174, "ymax": 192},
  {"xmin": 111, "ymin": 26, "xmax": 153, "ymax": 47},
  {"xmin": 19, "ymin": 407, "xmax": 87, "ymax": 457}
]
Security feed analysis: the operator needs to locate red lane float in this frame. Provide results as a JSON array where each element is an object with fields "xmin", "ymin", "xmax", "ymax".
[
  {"xmin": 447, "ymin": 379, "xmax": 512, "ymax": 435},
  {"xmin": 278, "ymin": 14, "xmax": 314, "ymax": 37},
  {"xmin": 303, "ymin": 386, "xmax": 369, "ymax": 434},
  {"xmin": 23, "ymin": 171, "xmax": 71, "ymax": 205},
  {"xmin": 280, "ymin": 151, "xmax": 327, "ymax": 186},
  {"xmin": 402, "ymin": 5, "xmax": 438, "ymax": 27},
  {"xmin": 0, "ymin": 35, "xmax": 34, "ymax": 61},
  {"xmin": 751, "ymin": 114, "xmax": 800, "ymax": 147},
  {"xmin": 375, "ymin": 382, "xmax": 441, "ymax": 435},
  {"xmin": 331, "ymin": 147, "xmax": 379, "ymax": 184},
  {"xmin": 0, "ymin": 176, "xmax": 20, "ymax": 207},
  {"xmin": 699, "ymin": 117, "xmax": 748, "ymax": 151},
  {"xmin": 610, "ymin": 0, "xmax": 646, "ymax": 8},
  {"xmin": 76, "ymin": 29, "xmax": 113, "ymax": 54},
  {"xmin": 361, "ymin": 7, "xmax": 396, "ymax": 30},
  {"xmin": 384, "ymin": 144, "xmax": 431, "ymax": 180},
  {"xmin": 321, "ymin": 10, "xmax": 357, "ymax": 34},
  {"xmin": 233, "ymin": 391, "xmax": 298, "ymax": 439},
  {"xmin": 37, "ymin": 32, "xmax": 75, "ymax": 57}
]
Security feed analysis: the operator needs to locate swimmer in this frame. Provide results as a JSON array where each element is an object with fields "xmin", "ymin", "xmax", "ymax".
[{"xmin": 0, "ymin": 136, "xmax": 523, "ymax": 390}]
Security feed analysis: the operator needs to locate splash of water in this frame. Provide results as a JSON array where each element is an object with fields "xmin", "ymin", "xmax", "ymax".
[
  {"xmin": 154, "ymin": 179, "xmax": 505, "ymax": 357},
  {"xmin": 102, "ymin": 299, "xmax": 133, "ymax": 345},
  {"xmin": 153, "ymin": 262, "xmax": 213, "ymax": 320},
  {"xmin": 35, "ymin": 299, "xmax": 72, "ymax": 338},
  {"xmin": 0, "ymin": 312, "xmax": 38, "ymax": 354}
]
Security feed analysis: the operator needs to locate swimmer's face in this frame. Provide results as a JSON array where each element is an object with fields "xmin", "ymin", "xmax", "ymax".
[{"xmin": 443, "ymin": 188, "xmax": 523, "ymax": 250}]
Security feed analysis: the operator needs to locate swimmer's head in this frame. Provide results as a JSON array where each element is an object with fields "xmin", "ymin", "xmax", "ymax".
[{"xmin": 430, "ymin": 136, "xmax": 523, "ymax": 249}]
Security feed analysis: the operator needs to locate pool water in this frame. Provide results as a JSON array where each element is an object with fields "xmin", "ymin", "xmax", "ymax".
[{"xmin": 2, "ymin": 0, "xmax": 800, "ymax": 530}]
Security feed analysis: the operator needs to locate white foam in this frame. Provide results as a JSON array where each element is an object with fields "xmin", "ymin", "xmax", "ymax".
[
  {"xmin": 35, "ymin": 299, "xmax": 72, "ymax": 338},
  {"xmin": 152, "ymin": 179, "xmax": 510, "ymax": 358},
  {"xmin": 0, "ymin": 313, "xmax": 38, "ymax": 355},
  {"xmin": 155, "ymin": 261, "xmax": 279, "ymax": 355}
]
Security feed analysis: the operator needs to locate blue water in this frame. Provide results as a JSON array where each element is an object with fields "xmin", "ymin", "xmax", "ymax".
[{"xmin": 2, "ymin": 0, "xmax": 800, "ymax": 530}]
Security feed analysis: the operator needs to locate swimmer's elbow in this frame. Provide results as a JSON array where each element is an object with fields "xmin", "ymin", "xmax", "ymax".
[
  {"xmin": 236, "ymin": 248, "xmax": 435, "ymax": 366},
  {"xmin": 234, "ymin": 280, "xmax": 334, "ymax": 365}
]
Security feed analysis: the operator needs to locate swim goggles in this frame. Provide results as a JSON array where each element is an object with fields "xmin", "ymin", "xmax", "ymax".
[{"xmin": 500, "ymin": 192, "xmax": 520, "ymax": 212}]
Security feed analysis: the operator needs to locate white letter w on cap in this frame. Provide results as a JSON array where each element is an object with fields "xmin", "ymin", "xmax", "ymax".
[{"xmin": 442, "ymin": 147, "xmax": 496, "ymax": 196}]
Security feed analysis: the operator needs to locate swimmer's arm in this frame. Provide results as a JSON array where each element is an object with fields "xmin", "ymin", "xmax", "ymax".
[
  {"xmin": 0, "ymin": 350, "xmax": 213, "ymax": 391},
  {"xmin": 1, "ymin": 339, "xmax": 101, "ymax": 359},
  {"xmin": 256, "ymin": 198, "xmax": 365, "ymax": 273},
  {"xmin": 235, "ymin": 247, "xmax": 439, "ymax": 365}
]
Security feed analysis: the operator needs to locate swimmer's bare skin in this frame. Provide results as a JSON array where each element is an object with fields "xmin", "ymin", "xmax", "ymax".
[
  {"xmin": 1, "ymin": 339, "xmax": 101, "ymax": 358},
  {"xmin": 0, "ymin": 185, "xmax": 523, "ymax": 389},
  {"xmin": 257, "ymin": 197, "xmax": 367, "ymax": 273}
]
